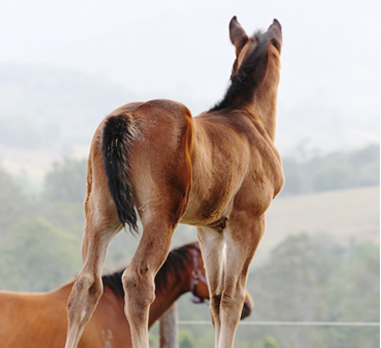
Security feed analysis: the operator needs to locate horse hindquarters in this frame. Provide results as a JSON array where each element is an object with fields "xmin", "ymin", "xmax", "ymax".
[
  {"xmin": 65, "ymin": 101, "xmax": 193, "ymax": 348},
  {"xmin": 110, "ymin": 101, "xmax": 193, "ymax": 348}
]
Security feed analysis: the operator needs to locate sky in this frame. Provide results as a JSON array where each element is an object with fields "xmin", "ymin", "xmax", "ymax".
[{"xmin": 0, "ymin": 0, "xmax": 379, "ymax": 154}]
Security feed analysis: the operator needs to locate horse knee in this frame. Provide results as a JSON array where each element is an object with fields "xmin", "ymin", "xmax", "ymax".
[
  {"xmin": 69, "ymin": 272, "xmax": 103, "ymax": 309},
  {"xmin": 122, "ymin": 268, "xmax": 155, "ymax": 308}
]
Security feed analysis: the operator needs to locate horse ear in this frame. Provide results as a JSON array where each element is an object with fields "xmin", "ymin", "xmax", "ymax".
[
  {"xmin": 268, "ymin": 19, "xmax": 282, "ymax": 53},
  {"xmin": 229, "ymin": 16, "xmax": 248, "ymax": 54}
]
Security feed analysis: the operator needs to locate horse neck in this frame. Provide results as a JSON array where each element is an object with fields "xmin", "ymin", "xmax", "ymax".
[
  {"xmin": 148, "ymin": 253, "xmax": 192, "ymax": 327},
  {"xmin": 252, "ymin": 73, "xmax": 280, "ymax": 140},
  {"xmin": 239, "ymin": 49, "xmax": 281, "ymax": 141}
]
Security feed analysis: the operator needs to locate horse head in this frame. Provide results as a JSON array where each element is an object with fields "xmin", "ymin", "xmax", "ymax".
[{"xmin": 229, "ymin": 16, "xmax": 282, "ymax": 75}]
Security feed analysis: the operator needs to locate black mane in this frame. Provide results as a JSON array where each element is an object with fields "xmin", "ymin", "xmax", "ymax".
[
  {"xmin": 211, "ymin": 30, "xmax": 271, "ymax": 111},
  {"xmin": 101, "ymin": 243, "xmax": 199, "ymax": 298}
]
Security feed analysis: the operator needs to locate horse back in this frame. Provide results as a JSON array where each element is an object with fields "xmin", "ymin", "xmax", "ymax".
[{"xmin": 0, "ymin": 290, "xmax": 68, "ymax": 347}]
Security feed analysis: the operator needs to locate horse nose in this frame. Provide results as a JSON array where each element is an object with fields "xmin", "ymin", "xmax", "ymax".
[{"xmin": 240, "ymin": 301, "xmax": 252, "ymax": 320}]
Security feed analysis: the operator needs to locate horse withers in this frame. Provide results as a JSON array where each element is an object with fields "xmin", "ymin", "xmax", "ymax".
[{"xmin": 65, "ymin": 17, "xmax": 283, "ymax": 348}]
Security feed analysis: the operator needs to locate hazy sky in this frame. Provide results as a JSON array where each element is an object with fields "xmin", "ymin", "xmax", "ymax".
[{"xmin": 0, "ymin": 0, "xmax": 379, "ymax": 153}]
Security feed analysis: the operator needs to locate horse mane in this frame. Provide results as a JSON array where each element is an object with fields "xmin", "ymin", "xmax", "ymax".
[
  {"xmin": 211, "ymin": 30, "xmax": 271, "ymax": 111},
  {"xmin": 101, "ymin": 243, "xmax": 199, "ymax": 298}
]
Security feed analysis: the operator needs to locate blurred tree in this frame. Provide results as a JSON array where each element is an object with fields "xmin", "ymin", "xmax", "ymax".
[
  {"xmin": 247, "ymin": 233, "xmax": 379, "ymax": 348},
  {"xmin": 179, "ymin": 330, "xmax": 196, "ymax": 348},
  {"xmin": 313, "ymin": 160, "xmax": 353, "ymax": 191},
  {"xmin": 279, "ymin": 143, "xmax": 379, "ymax": 196},
  {"xmin": 0, "ymin": 167, "xmax": 30, "ymax": 236},
  {"xmin": 148, "ymin": 333, "xmax": 159, "ymax": 348},
  {"xmin": 43, "ymin": 157, "xmax": 87, "ymax": 204},
  {"xmin": 350, "ymin": 144, "xmax": 379, "ymax": 168},
  {"xmin": 350, "ymin": 144, "xmax": 380, "ymax": 186},
  {"xmin": 251, "ymin": 233, "xmax": 334, "ymax": 323},
  {"xmin": 281, "ymin": 158, "xmax": 306, "ymax": 194},
  {"xmin": 262, "ymin": 336, "xmax": 280, "ymax": 348},
  {"xmin": 0, "ymin": 217, "xmax": 80, "ymax": 291},
  {"xmin": 327, "ymin": 242, "xmax": 380, "ymax": 322}
]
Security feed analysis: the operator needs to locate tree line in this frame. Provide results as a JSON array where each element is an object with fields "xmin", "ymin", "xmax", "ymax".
[{"xmin": 281, "ymin": 144, "xmax": 379, "ymax": 195}]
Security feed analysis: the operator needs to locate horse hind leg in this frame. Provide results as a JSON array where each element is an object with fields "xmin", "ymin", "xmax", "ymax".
[
  {"xmin": 64, "ymin": 182, "xmax": 123, "ymax": 348},
  {"xmin": 122, "ymin": 202, "xmax": 186, "ymax": 348},
  {"xmin": 122, "ymin": 160, "xmax": 191, "ymax": 347}
]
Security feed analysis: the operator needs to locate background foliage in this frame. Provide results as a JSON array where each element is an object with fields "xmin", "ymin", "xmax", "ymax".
[{"xmin": 281, "ymin": 144, "xmax": 379, "ymax": 195}]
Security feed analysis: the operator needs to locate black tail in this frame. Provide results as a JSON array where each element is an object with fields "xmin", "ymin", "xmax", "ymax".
[{"xmin": 101, "ymin": 113, "xmax": 138, "ymax": 233}]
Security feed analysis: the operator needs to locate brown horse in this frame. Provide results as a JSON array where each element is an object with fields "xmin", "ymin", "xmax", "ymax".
[
  {"xmin": 65, "ymin": 17, "xmax": 283, "ymax": 348},
  {"xmin": 0, "ymin": 242, "xmax": 253, "ymax": 348}
]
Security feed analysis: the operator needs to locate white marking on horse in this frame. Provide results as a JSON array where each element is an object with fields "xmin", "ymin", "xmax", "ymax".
[{"xmin": 101, "ymin": 329, "xmax": 114, "ymax": 348}]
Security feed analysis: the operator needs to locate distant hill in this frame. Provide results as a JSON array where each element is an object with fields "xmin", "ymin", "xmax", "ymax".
[
  {"xmin": 0, "ymin": 63, "xmax": 138, "ymax": 182},
  {"xmin": 0, "ymin": 63, "xmax": 136, "ymax": 148}
]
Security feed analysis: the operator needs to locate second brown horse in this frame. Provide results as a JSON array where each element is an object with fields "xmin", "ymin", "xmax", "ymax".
[{"xmin": 0, "ymin": 242, "xmax": 253, "ymax": 348}]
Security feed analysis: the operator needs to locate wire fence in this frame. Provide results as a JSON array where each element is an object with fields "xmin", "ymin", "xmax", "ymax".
[{"xmin": 178, "ymin": 321, "xmax": 380, "ymax": 327}]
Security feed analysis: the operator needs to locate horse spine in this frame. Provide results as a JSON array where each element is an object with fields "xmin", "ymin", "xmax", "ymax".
[{"xmin": 101, "ymin": 113, "xmax": 138, "ymax": 232}]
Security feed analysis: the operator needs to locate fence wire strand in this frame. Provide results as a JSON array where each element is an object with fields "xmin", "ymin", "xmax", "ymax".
[{"xmin": 178, "ymin": 321, "xmax": 380, "ymax": 327}]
